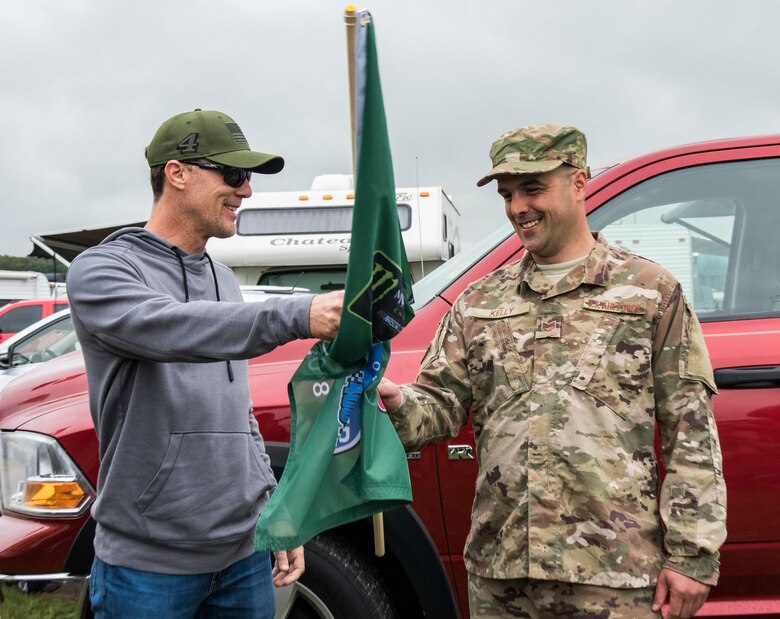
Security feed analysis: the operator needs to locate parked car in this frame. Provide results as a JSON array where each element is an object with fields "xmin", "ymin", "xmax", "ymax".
[
  {"xmin": 2, "ymin": 134, "xmax": 780, "ymax": 618},
  {"xmin": 0, "ymin": 297, "xmax": 69, "ymax": 343},
  {"xmin": 0, "ymin": 309, "xmax": 75, "ymax": 394}
]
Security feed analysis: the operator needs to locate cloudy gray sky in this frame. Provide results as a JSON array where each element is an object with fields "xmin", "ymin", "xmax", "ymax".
[{"xmin": 1, "ymin": 0, "xmax": 778, "ymax": 257}]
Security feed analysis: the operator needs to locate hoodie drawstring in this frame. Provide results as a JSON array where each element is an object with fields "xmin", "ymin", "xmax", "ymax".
[
  {"xmin": 174, "ymin": 248, "xmax": 190, "ymax": 302},
  {"xmin": 172, "ymin": 248, "xmax": 234, "ymax": 382}
]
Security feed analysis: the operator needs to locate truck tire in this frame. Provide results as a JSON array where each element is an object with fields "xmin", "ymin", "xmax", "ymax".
[{"xmin": 274, "ymin": 533, "xmax": 399, "ymax": 619}]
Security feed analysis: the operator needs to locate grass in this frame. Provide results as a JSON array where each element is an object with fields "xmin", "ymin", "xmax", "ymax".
[{"xmin": 0, "ymin": 581, "xmax": 83, "ymax": 619}]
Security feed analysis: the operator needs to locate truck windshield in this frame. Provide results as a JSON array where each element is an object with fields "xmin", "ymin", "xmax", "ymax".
[{"xmin": 411, "ymin": 221, "xmax": 514, "ymax": 311}]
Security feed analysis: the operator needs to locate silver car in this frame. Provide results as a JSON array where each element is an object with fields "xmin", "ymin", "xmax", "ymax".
[{"xmin": 0, "ymin": 308, "xmax": 76, "ymax": 393}]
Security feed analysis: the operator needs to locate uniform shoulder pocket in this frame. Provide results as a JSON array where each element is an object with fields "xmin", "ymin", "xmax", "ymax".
[{"xmin": 679, "ymin": 299, "xmax": 717, "ymax": 393}]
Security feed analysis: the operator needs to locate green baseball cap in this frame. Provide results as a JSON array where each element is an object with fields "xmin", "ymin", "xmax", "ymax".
[
  {"xmin": 476, "ymin": 124, "xmax": 587, "ymax": 187},
  {"xmin": 145, "ymin": 109, "xmax": 284, "ymax": 173}
]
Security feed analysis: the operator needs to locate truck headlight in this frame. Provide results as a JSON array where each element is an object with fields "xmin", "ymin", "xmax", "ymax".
[{"xmin": 0, "ymin": 431, "xmax": 95, "ymax": 517}]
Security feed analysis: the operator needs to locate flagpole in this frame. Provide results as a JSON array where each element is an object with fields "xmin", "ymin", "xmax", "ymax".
[
  {"xmin": 344, "ymin": 4, "xmax": 386, "ymax": 558},
  {"xmin": 344, "ymin": 5, "xmax": 358, "ymax": 168}
]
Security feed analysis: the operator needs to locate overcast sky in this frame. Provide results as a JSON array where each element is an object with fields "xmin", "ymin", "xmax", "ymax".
[{"xmin": 2, "ymin": 0, "xmax": 779, "ymax": 257}]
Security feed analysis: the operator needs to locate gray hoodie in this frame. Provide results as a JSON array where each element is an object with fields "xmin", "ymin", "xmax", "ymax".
[{"xmin": 67, "ymin": 228, "xmax": 313, "ymax": 573}]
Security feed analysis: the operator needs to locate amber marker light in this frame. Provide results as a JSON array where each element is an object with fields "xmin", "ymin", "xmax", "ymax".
[
  {"xmin": 22, "ymin": 477, "xmax": 87, "ymax": 510},
  {"xmin": 0, "ymin": 430, "xmax": 96, "ymax": 517}
]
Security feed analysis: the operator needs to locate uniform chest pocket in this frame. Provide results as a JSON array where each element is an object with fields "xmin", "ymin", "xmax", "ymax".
[
  {"xmin": 570, "ymin": 313, "xmax": 653, "ymax": 421},
  {"xmin": 467, "ymin": 316, "xmax": 533, "ymax": 396}
]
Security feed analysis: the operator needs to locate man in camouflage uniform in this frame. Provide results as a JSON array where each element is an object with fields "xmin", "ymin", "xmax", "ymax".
[{"xmin": 378, "ymin": 124, "xmax": 726, "ymax": 618}]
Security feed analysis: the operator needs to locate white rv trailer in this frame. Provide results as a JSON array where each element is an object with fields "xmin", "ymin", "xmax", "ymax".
[
  {"xmin": 206, "ymin": 175, "xmax": 461, "ymax": 292},
  {"xmin": 0, "ymin": 271, "xmax": 52, "ymax": 305}
]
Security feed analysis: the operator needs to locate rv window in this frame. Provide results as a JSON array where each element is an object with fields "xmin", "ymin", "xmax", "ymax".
[
  {"xmin": 237, "ymin": 204, "xmax": 412, "ymax": 235},
  {"xmin": 258, "ymin": 269, "xmax": 347, "ymax": 293}
]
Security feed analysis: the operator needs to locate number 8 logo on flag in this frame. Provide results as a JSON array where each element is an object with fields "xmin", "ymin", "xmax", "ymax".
[{"xmin": 312, "ymin": 382, "xmax": 330, "ymax": 398}]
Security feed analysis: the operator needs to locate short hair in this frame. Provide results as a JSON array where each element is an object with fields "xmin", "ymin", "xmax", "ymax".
[{"xmin": 150, "ymin": 164, "xmax": 165, "ymax": 201}]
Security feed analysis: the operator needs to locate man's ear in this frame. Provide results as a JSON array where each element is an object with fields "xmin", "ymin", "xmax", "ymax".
[
  {"xmin": 572, "ymin": 168, "xmax": 588, "ymax": 195},
  {"xmin": 164, "ymin": 160, "xmax": 188, "ymax": 191}
]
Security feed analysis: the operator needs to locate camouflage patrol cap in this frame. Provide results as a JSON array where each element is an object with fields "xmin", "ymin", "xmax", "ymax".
[
  {"xmin": 476, "ymin": 124, "xmax": 588, "ymax": 187},
  {"xmin": 145, "ymin": 109, "xmax": 284, "ymax": 173}
]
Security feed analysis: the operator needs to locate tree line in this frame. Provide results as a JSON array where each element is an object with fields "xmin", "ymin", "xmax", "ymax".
[{"xmin": 0, "ymin": 255, "xmax": 67, "ymax": 279}]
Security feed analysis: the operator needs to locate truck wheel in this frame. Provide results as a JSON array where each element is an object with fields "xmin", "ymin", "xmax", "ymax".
[{"xmin": 274, "ymin": 533, "xmax": 399, "ymax": 619}]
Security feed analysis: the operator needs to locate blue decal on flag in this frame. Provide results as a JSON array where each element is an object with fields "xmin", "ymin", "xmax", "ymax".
[{"xmin": 335, "ymin": 344, "xmax": 383, "ymax": 454}]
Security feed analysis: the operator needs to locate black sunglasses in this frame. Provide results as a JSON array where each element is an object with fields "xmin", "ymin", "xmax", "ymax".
[{"xmin": 185, "ymin": 160, "xmax": 252, "ymax": 188}]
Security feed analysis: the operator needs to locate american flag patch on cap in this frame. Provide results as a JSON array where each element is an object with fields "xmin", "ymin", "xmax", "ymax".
[{"xmin": 226, "ymin": 123, "xmax": 248, "ymax": 144}]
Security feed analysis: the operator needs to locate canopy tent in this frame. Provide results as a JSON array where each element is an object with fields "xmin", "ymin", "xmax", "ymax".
[{"xmin": 29, "ymin": 222, "xmax": 146, "ymax": 265}]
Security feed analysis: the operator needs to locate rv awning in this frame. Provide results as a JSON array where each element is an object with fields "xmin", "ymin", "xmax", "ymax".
[{"xmin": 29, "ymin": 222, "xmax": 147, "ymax": 263}]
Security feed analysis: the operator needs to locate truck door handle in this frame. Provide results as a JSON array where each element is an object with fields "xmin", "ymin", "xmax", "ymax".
[
  {"xmin": 448, "ymin": 445, "xmax": 475, "ymax": 460},
  {"xmin": 714, "ymin": 366, "xmax": 780, "ymax": 389}
]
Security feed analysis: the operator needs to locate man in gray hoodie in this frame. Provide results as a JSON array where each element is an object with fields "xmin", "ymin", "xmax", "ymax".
[{"xmin": 67, "ymin": 109, "xmax": 343, "ymax": 618}]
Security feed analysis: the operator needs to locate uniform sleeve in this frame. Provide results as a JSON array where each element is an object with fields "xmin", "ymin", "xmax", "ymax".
[
  {"xmin": 652, "ymin": 282, "xmax": 727, "ymax": 585},
  {"xmin": 389, "ymin": 299, "xmax": 473, "ymax": 452}
]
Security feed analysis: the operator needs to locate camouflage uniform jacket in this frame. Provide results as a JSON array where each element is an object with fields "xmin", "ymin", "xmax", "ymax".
[{"xmin": 390, "ymin": 233, "xmax": 727, "ymax": 587}]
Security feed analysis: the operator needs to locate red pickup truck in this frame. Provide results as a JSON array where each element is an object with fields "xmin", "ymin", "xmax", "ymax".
[{"xmin": 2, "ymin": 134, "xmax": 780, "ymax": 618}]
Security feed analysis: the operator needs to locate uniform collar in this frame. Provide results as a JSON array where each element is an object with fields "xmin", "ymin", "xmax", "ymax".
[{"xmin": 517, "ymin": 232, "xmax": 611, "ymax": 296}]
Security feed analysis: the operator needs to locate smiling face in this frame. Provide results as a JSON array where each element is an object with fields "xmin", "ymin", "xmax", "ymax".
[
  {"xmin": 154, "ymin": 161, "xmax": 252, "ymax": 253},
  {"xmin": 145, "ymin": 159, "xmax": 255, "ymax": 254},
  {"xmin": 496, "ymin": 165, "xmax": 594, "ymax": 265},
  {"xmin": 183, "ymin": 161, "xmax": 251, "ymax": 242}
]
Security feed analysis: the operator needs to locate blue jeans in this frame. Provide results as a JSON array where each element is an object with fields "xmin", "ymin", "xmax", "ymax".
[{"xmin": 89, "ymin": 552, "xmax": 275, "ymax": 618}]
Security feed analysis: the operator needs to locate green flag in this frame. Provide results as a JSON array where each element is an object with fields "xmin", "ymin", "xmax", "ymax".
[{"xmin": 255, "ymin": 10, "xmax": 414, "ymax": 551}]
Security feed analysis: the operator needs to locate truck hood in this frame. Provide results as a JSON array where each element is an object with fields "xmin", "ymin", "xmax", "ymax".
[
  {"xmin": 0, "ymin": 363, "xmax": 42, "ymax": 396},
  {"xmin": 0, "ymin": 351, "xmax": 89, "ymax": 432}
]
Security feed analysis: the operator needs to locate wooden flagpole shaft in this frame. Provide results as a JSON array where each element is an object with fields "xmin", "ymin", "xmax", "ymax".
[
  {"xmin": 373, "ymin": 512, "xmax": 386, "ymax": 557},
  {"xmin": 344, "ymin": 5, "xmax": 358, "ymax": 168}
]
